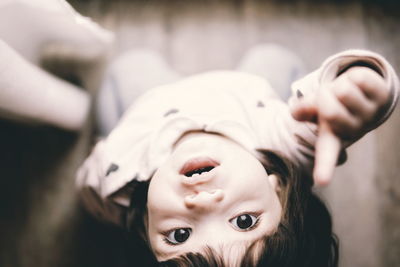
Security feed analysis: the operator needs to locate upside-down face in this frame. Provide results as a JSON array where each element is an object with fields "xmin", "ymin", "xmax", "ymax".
[{"xmin": 147, "ymin": 132, "xmax": 282, "ymax": 262}]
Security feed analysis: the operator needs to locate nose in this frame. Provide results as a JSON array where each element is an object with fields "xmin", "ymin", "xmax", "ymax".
[{"xmin": 184, "ymin": 189, "xmax": 224, "ymax": 210}]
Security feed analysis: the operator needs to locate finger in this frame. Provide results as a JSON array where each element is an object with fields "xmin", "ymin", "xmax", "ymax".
[
  {"xmin": 289, "ymin": 95, "xmax": 318, "ymax": 123},
  {"xmin": 332, "ymin": 75, "xmax": 376, "ymax": 121},
  {"xmin": 313, "ymin": 121, "xmax": 341, "ymax": 186},
  {"xmin": 318, "ymin": 85, "xmax": 361, "ymax": 138},
  {"xmin": 345, "ymin": 67, "xmax": 389, "ymax": 106}
]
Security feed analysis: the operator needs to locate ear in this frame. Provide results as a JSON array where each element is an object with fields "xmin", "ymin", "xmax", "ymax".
[{"xmin": 268, "ymin": 174, "xmax": 281, "ymax": 192}]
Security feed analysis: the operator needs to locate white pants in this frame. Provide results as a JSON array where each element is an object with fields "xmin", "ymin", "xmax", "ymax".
[{"xmin": 97, "ymin": 44, "xmax": 305, "ymax": 136}]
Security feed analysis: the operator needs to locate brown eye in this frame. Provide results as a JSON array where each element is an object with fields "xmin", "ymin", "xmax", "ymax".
[
  {"xmin": 230, "ymin": 214, "xmax": 259, "ymax": 230},
  {"xmin": 165, "ymin": 228, "xmax": 191, "ymax": 245}
]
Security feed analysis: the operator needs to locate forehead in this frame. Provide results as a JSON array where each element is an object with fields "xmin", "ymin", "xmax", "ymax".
[
  {"xmin": 156, "ymin": 239, "xmax": 261, "ymax": 263},
  {"xmin": 152, "ymin": 217, "xmax": 276, "ymax": 261}
]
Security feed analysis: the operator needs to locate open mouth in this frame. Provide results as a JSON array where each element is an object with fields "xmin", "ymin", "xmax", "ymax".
[{"xmin": 180, "ymin": 157, "xmax": 220, "ymax": 178}]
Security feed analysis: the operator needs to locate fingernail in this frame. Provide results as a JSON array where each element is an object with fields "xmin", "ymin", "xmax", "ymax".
[{"xmin": 314, "ymin": 169, "xmax": 331, "ymax": 186}]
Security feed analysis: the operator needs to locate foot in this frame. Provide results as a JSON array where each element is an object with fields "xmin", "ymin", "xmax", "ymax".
[{"xmin": 237, "ymin": 44, "xmax": 306, "ymax": 101}]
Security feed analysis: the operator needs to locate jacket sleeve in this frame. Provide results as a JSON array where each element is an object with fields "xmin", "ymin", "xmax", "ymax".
[
  {"xmin": 76, "ymin": 140, "xmax": 128, "ymax": 226},
  {"xmin": 275, "ymin": 50, "xmax": 399, "ymax": 174}
]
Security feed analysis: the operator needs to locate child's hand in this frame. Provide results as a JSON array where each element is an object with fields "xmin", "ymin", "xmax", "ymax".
[{"xmin": 290, "ymin": 66, "xmax": 389, "ymax": 185}]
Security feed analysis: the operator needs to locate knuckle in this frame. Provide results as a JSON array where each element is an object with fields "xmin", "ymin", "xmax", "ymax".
[
  {"xmin": 321, "ymin": 108, "xmax": 340, "ymax": 123},
  {"xmin": 346, "ymin": 68, "xmax": 369, "ymax": 88},
  {"xmin": 332, "ymin": 118, "xmax": 362, "ymax": 140},
  {"xmin": 335, "ymin": 84, "xmax": 352, "ymax": 101},
  {"xmin": 376, "ymin": 89, "xmax": 390, "ymax": 106},
  {"xmin": 363, "ymin": 103, "xmax": 377, "ymax": 119},
  {"xmin": 351, "ymin": 118, "xmax": 363, "ymax": 130}
]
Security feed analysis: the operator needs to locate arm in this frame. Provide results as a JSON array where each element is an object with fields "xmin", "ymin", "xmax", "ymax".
[
  {"xmin": 289, "ymin": 50, "xmax": 399, "ymax": 184},
  {"xmin": 0, "ymin": 39, "xmax": 90, "ymax": 130}
]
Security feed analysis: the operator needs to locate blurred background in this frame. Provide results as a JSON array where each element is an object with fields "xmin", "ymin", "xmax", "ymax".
[{"xmin": 0, "ymin": 0, "xmax": 399, "ymax": 266}]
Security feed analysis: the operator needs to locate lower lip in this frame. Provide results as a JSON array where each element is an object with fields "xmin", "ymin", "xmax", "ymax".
[{"xmin": 179, "ymin": 157, "xmax": 220, "ymax": 176}]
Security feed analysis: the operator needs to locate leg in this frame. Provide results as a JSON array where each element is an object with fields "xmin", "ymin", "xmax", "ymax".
[
  {"xmin": 236, "ymin": 44, "xmax": 306, "ymax": 101},
  {"xmin": 96, "ymin": 49, "xmax": 181, "ymax": 136}
]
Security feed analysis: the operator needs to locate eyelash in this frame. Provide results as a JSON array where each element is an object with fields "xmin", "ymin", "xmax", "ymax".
[
  {"xmin": 161, "ymin": 213, "xmax": 262, "ymax": 245},
  {"xmin": 161, "ymin": 228, "xmax": 186, "ymax": 246},
  {"xmin": 162, "ymin": 237, "xmax": 177, "ymax": 246},
  {"xmin": 231, "ymin": 212, "xmax": 262, "ymax": 232}
]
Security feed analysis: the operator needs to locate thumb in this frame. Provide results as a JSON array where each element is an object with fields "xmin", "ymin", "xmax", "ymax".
[
  {"xmin": 289, "ymin": 95, "xmax": 318, "ymax": 123},
  {"xmin": 313, "ymin": 121, "xmax": 341, "ymax": 186}
]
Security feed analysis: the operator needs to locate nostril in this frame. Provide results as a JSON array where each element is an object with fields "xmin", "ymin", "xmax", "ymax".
[
  {"xmin": 184, "ymin": 195, "xmax": 196, "ymax": 208},
  {"xmin": 212, "ymin": 189, "xmax": 224, "ymax": 202},
  {"xmin": 184, "ymin": 190, "xmax": 224, "ymax": 209}
]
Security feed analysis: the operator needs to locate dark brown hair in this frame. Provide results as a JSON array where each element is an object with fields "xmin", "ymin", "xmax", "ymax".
[{"xmin": 125, "ymin": 150, "xmax": 338, "ymax": 267}]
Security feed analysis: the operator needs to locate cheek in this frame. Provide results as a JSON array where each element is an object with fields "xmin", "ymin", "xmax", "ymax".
[
  {"xmin": 146, "ymin": 220, "xmax": 161, "ymax": 254},
  {"xmin": 239, "ymin": 171, "xmax": 281, "ymax": 210},
  {"xmin": 260, "ymin": 182, "xmax": 283, "ymax": 224},
  {"xmin": 147, "ymin": 176, "xmax": 180, "ymax": 215},
  {"xmin": 269, "ymin": 196, "xmax": 283, "ymax": 227},
  {"xmin": 147, "ymin": 178, "xmax": 164, "ymax": 212},
  {"xmin": 235, "ymin": 169, "xmax": 272, "ymax": 195},
  {"xmin": 148, "ymin": 167, "xmax": 169, "ymax": 201}
]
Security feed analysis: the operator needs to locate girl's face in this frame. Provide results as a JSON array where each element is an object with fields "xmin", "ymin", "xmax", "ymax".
[{"xmin": 147, "ymin": 132, "xmax": 282, "ymax": 262}]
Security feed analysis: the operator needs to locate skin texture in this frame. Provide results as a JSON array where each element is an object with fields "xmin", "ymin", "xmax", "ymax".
[
  {"xmin": 290, "ymin": 66, "xmax": 389, "ymax": 185},
  {"xmin": 146, "ymin": 133, "xmax": 282, "ymax": 263}
]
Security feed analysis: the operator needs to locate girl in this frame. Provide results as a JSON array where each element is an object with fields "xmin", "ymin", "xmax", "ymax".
[{"xmin": 77, "ymin": 45, "xmax": 399, "ymax": 266}]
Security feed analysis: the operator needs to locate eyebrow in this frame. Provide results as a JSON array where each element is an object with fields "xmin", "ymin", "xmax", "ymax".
[
  {"xmin": 155, "ymin": 245, "xmax": 176, "ymax": 259},
  {"xmin": 156, "ymin": 243, "xmax": 253, "ymax": 263},
  {"xmin": 155, "ymin": 222, "xmax": 266, "ymax": 261}
]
